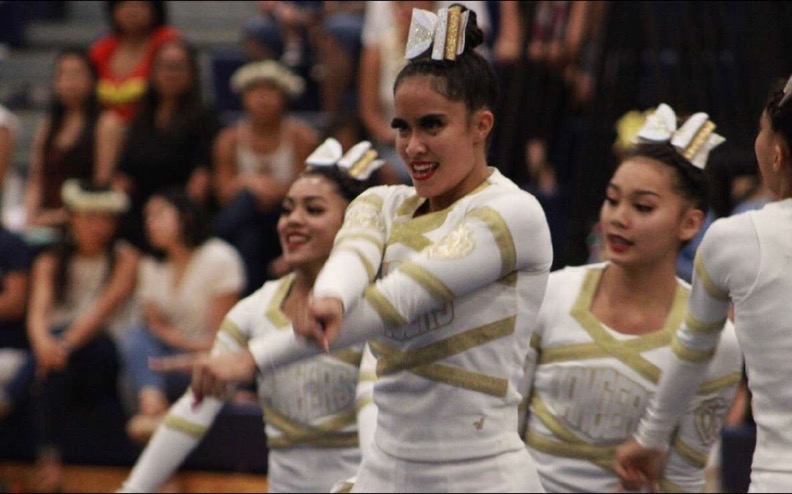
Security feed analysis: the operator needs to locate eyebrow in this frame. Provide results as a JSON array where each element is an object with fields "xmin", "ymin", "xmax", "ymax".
[{"xmin": 607, "ymin": 183, "xmax": 661, "ymax": 197}]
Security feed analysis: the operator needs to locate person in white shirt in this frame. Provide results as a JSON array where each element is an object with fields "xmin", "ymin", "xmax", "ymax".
[
  {"xmin": 155, "ymin": 5, "xmax": 553, "ymax": 492},
  {"xmin": 615, "ymin": 75, "xmax": 792, "ymax": 493},
  {"xmin": 120, "ymin": 188, "xmax": 244, "ymax": 443},
  {"xmin": 121, "ymin": 139, "xmax": 381, "ymax": 493},
  {"xmin": 521, "ymin": 104, "xmax": 742, "ymax": 492}
]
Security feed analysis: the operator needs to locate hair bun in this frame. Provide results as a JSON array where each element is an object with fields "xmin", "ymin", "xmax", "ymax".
[{"xmin": 459, "ymin": 6, "xmax": 484, "ymax": 51}]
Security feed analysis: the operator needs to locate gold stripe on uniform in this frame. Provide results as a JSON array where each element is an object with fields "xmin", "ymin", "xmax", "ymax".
[
  {"xmin": 374, "ymin": 316, "xmax": 516, "ymax": 375},
  {"xmin": 334, "ymin": 231, "xmax": 385, "ymax": 252},
  {"xmin": 530, "ymin": 332, "xmax": 541, "ymax": 351},
  {"xmin": 350, "ymin": 193, "xmax": 384, "ymax": 211},
  {"xmin": 398, "ymin": 261, "xmax": 455, "ymax": 302},
  {"xmin": 331, "ymin": 348, "xmax": 363, "ymax": 367},
  {"xmin": 694, "ymin": 255, "xmax": 730, "ymax": 302},
  {"xmin": 698, "ymin": 371, "xmax": 742, "ymax": 395},
  {"xmin": 673, "ymin": 435, "xmax": 708, "ymax": 468},
  {"xmin": 265, "ymin": 274, "xmax": 295, "ymax": 329},
  {"xmin": 524, "ymin": 429, "xmax": 614, "ymax": 473},
  {"xmin": 685, "ymin": 313, "xmax": 727, "ymax": 334},
  {"xmin": 163, "ymin": 414, "xmax": 208, "ymax": 438},
  {"xmin": 468, "ymin": 207, "xmax": 516, "ymax": 277},
  {"xmin": 671, "ymin": 335, "xmax": 716, "ymax": 363},
  {"xmin": 411, "ymin": 362, "xmax": 509, "ymax": 397},
  {"xmin": 355, "ymin": 396, "xmax": 374, "ymax": 412},
  {"xmin": 387, "ymin": 208, "xmax": 450, "ymax": 251},
  {"xmin": 358, "ymin": 371, "xmax": 377, "ymax": 382},
  {"xmin": 364, "ymin": 285, "xmax": 407, "ymax": 327},
  {"xmin": 262, "ymin": 405, "xmax": 358, "ymax": 449},
  {"xmin": 218, "ymin": 319, "xmax": 248, "ymax": 347},
  {"xmin": 529, "ymin": 395, "xmax": 584, "ymax": 444}
]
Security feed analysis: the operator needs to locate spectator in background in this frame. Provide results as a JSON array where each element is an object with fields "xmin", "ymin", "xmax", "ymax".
[
  {"xmin": 241, "ymin": 1, "xmax": 322, "ymax": 67},
  {"xmin": 24, "ymin": 49, "xmax": 124, "ymax": 230},
  {"xmin": 0, "ymin": 104, "xmax": 19, "ymax": 190},
  {"xmin": 0, "ymin": 225, "xmax": 32, "ymax": 423},
  {"xmin": 89, "ymin": 0, "xmax": 180, "ymax": 122},
  {"xmin": 316, "ymin": 1, "xmax": 366, "ymax": 116},
  {"xmin": 213, "ymin": 60, "xmax": 318, "ymax": 295},
  {"xmin": 113, "ymin": 39, "xmax": 221, "ymax": 251},
  {"xmin": 121, "ymin": 189, "xmax": 244, "ymax": 444},
  {"xmin": 22, "ymin": 180, "xmax": 138, "ymax": 492}
]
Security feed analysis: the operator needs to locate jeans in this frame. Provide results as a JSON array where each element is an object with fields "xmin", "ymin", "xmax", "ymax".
[{"xmin": 120, "ymin": 324, "xmax": 191, "ymax": 402}]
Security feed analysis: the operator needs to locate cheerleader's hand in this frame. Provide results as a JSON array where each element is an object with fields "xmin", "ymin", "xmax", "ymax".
[
  {"xmin": 150, "ymin": 350, "xmax": 257, "ymax": 406},
  {"xmin": 297, "ymin": 296, "xmax": 343, "ymax": 352},
  {"xmin": 614, "ymin": 439, "xmax": 665, "ymax": 492}
]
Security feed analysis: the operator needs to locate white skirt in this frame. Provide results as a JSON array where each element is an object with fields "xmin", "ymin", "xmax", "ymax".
[{"xmin": 351, "ymin": 441, "xmax": 545, "ymax": 493}]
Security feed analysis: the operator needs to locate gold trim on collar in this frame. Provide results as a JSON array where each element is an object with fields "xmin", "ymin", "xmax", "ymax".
[
  {"xmin": 163, "ymin": 414, "xmax": 209, "ymax": 438},
  {"xmin": 693, "ymin": 255, "xmax": 730, "ymax": 302},
  {"xmin": 388, "ymin": 207, "xmax": 450, "ymax": 251},
  {"xmin": 396, "ymin": 194, "xmax": 426, "ymax": 217},
  {"xmin": 265, "ymin": 274, "xmax": 295, "ymax": 329},
  {"xmin": 564, "ymin": 267, "xmax": 688, "ymax": 383}
]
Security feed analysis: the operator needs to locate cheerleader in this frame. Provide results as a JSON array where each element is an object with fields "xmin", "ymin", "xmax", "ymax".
[
  {"xmin": 521, "ymin": 104, "xmax": 742, "ymax": 492},
  {"xmin": 615, "ymin": 76, "xmax": 792, "ymax": 492},
  {"xmin": 120, "ymin": 139, "xmax": 381, "ymax": 493},
  {"xmin": 157, "ymin": 5, "xmax": 553, "ymax": 492}
]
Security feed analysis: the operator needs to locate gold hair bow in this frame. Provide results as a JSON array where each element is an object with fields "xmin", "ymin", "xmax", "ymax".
[
  {"xmin": 305, "ymin": 138, "xmax": 385, "ymax": 181},
  {"xmin": 405, "ymin": 6, "xmax": 470, "ymax": 61},
  {"xmin": 634, "ymin": 103, "xmax": 725, "ymax": 170}
]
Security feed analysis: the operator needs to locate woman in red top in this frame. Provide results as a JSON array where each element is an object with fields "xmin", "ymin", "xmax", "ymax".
[{"xmin": 89, "ymin": 1, "xmax": 180, "ymax": 122}]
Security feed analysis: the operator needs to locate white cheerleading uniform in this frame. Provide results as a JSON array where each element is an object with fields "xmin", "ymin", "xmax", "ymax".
[
  {"xmin": 121, "ymin": 274, "xmax": 376, "ymax": 494},
  {"xmin": 248, "ymin": 168, "xmax": 553, "ymax": 492},
  {"xmin": 522, "ymin": 264, "xmax": 742, "ymax": 493},
  {"xmin": 635, "ymin": 199, "xmax": 792, "ymax": 492}
]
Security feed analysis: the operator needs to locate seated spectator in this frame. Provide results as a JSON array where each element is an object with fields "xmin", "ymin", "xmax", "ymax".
[
  {"xmin": 113, "ymin": 39, "xmax": 221, "ymax": 251},
  {"xmin": 213, "ymin": 60, "xmax": 318, "ymax": 294},
  {"xmin": 24, "ymin": 49, "xmax": 124, "ymax": 229},
  {"xmin": 89, "ymin": 0, "xmax": 180, "ymax": 122},
  {"xmin": 241, "ymin": 1, "xmax": 322, "ymax": 67},
  {"xmin": 0, "ymin": 104, "xmax": 19, "ymax": 190},
  {"xmin": 316, "ymin": 1, "xmax": 366, "ymax": 115},
  {"xmin": 21, "ymin": 180, "xmax": 138, "ymax": 492},
  {"xmin": 0, "ymin": 225, "xmax": 33, "ymax": 423},
  {"xmin": 121, "ymin": 189, "xmax": 244, "ymax": 444}
]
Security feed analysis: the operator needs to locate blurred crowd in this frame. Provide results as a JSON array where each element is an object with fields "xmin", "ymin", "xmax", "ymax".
[{"xmin": 1, "ymin": 1, "xmax": 792, "ymax": 491}]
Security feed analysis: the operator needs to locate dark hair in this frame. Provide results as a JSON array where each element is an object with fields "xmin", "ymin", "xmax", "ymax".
[
  {"xmin": 128, "ymin": 39, "xmax": 202, "ymax": 134},
  {"xmin": 764, "ymin": 76, "xmax": 792, "ymax": 153},
  {"xmin": 622, "ymin": 142, "xmax": 710, "ymax": 214},
  {"xmin": 148, "ymin": 188, "xmax": 211, "ymax": 252},
  {"xmin": 299, "ymin": 166, "xmax": 371, "ymax": 203},
  {"xmin": 53, "ymin": 180, "xmax": 120, "ymax": 303},
  {"xmin": 105, "ymin": 0, "xmax": 167, "ymax": 34},
  {"xmin": 393, "ymin": 5, "xmax": 497, "ymax": 114},
  {"xmin": 44, "ymin": 49, "xmax": 101, "ymax": 155}
]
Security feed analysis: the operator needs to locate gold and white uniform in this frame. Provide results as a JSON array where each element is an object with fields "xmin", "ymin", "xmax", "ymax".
[
  {"xmin": 523, "ymin": 264, "xmax": 742, "ymax": 493},
  {"xmin": 121, "ymin": 274, "xmax": 376, "ymax": 493},
  {"xmin": 635, "ymin": 199, "xmax": 792, "ymax": 492},
  {"xmin": 249, "ymin": 169, "xmax": 553, "ymax": 492}
]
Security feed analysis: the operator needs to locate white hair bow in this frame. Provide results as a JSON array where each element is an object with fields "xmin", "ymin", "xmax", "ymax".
[
  {"xmin": 405, "ymin": 6, "xmax": 470, "ymax": 61},
  {"xmin": 305, "ymin": 138, "xmax": 385, "ymax": 181},
  {"xmin": 634, "ymin": 103, "xmax": 725, "ymax": 170}
]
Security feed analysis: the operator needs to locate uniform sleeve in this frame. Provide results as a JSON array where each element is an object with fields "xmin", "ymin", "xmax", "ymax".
[
  {"xmin": 660, "ymin": 321, "xmax": 743, "ymax": 491},
  {"xmin": 634, "ymin": 218, "xmax": 756, "ymax": 450},
  {"xmin": 313, "ymin": 188, "xmax": 388, "ymax": 311},
  {"xmin": 251, "ymin": 192, "xmax": 553, "ymax": 372},
  {"xmin": 120, "ymin": 300, "xmax": 255, "ymax": 492},
  {"xmin": 356, "ymin": 343, "xmax": 378, "ymax": 459}
]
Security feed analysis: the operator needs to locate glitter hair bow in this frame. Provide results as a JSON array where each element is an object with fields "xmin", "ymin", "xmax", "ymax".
[
  {"xmin": 405, "ymin": 5, "xmax": 470, "ymax": 61},
  {"xmin": 634, "ymin": 103, "xmax": 725, "ymax": 170},
  {"xmin": 305, "ymin": 138, "xmax": 385, "ymax": 181}
]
